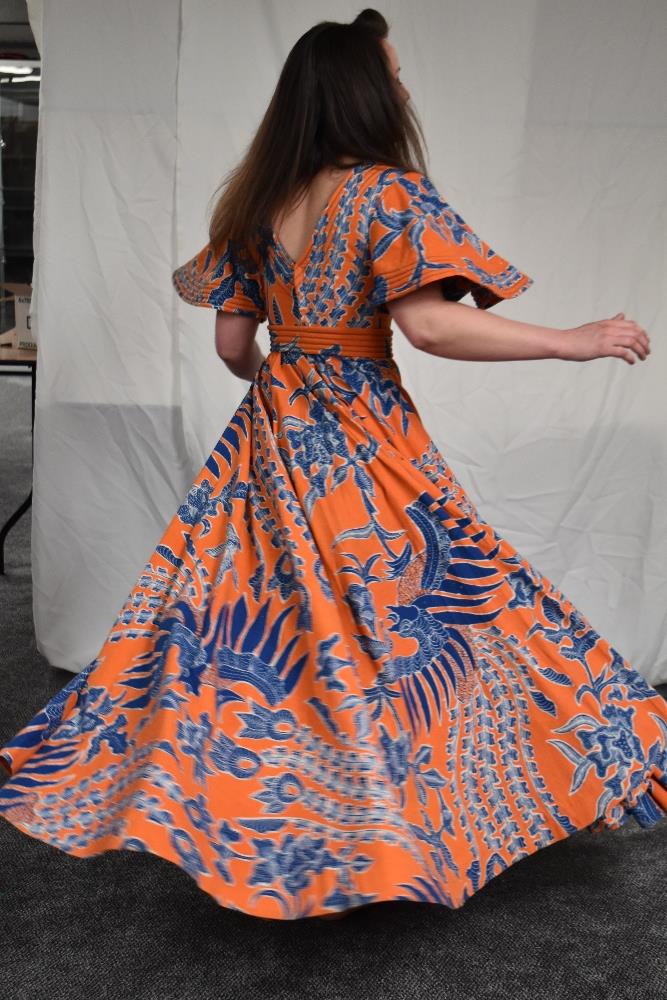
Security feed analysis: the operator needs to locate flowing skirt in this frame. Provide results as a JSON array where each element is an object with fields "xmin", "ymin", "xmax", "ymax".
[{"xmin": 1, "ymin": 346, "xmax": 666, "ymax": 919}]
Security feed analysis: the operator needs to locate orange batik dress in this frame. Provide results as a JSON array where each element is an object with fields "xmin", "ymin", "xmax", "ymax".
[{"xmin": 1, "ymin": 162, "xmax": 665, "ymax": 919}]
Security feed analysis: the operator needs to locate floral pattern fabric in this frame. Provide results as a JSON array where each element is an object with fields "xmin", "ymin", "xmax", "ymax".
[{"xmin": 1, "ymin": 161, "xmax": 665, "ymax": 920}]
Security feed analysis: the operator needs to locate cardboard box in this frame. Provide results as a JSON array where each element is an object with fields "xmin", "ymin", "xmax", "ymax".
[{"xmin": 0, "ymin": 282, "xmax": 35, "ymax": 350}]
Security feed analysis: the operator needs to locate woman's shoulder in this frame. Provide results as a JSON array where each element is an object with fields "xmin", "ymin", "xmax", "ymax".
[
  {"xmin": 363, "ymin": 161, "xmax": 427, "ymax": 182},
  {"xmin": 363, "ymin": 162, "xmax": 435, "ymax": 205},
  {"xmin": 362, "ymin": 164, "xmax": 441, "ymax": 228}
]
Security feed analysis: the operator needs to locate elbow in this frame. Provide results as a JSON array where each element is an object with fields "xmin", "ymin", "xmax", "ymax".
[
  {"xmin": 409, "ymin": 316, "xmax": 438, "ymax": 354},
  {"xmin": 410, "ymin": 328, "xmax": 433, "ymax": 353},
  {"xmin": 387, "ymin": 285, "xmax": 458, "ymax": 354},
  {"xmin": 412, "ymin": 302, "xmax": 463, "ymax": 354},
  {"xmin": 216, "ymin": 340, "xmax": 248, "ymax": 363},
  {"xmin": 395, "ymin": 316, "xmax": 435, "ymax": 353}
]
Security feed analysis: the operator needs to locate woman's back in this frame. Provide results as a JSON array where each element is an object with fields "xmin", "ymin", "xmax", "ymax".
[
  {"xmin": 270, "ymin": 159, "xmax": 362, "ymax": 266},
  {"xmin": 171, "ymin": 161, "xmax": 533, "ymax": 334}
]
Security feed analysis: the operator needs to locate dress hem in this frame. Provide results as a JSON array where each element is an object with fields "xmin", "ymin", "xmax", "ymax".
[{"xmin": 1, "ymin": 748, "xmax": 665, "ymax": 920}]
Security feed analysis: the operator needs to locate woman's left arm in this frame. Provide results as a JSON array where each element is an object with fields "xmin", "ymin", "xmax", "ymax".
[{"xmin": 215, "ymin": 311, "xmax": 266, "ymax": 380}]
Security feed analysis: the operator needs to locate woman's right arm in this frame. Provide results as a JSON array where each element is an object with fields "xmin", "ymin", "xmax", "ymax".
[{"xmin": 388, "ymin": 283, "xmax": 650, "ymax": 365}]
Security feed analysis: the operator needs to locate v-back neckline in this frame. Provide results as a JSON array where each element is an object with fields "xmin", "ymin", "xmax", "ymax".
[{"xmin": 270, "ymin": 161, "xmax": 368, "ymax": 270}]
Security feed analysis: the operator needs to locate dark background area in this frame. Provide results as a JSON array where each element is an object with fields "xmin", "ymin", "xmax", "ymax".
[{"xmin": 0, "ymin": 0, "xmax": 39, "ymax": 334}]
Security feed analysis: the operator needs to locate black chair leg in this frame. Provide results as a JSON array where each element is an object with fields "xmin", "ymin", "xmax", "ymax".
[{"xmin": 0, "ymin": 488, "xmax": 32, "ymax": 574}]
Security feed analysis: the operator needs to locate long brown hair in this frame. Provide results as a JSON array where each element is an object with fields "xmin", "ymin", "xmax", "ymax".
[{"xmin": 207, "ymin": 8, "xmax": 429, "ymax": 254}]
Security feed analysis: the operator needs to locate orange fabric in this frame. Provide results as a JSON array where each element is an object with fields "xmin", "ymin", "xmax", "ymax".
[
  {"xmin": 172, "ymin": 238, "xmax": 267, "ymax": 320},
  {"xmin": 268, "ymin": 323, "xmax": 393, "ymax": 358},
  {"xmin": 367, "ymin": 168, "xmax": 534, "ymax": 309},
  {"xmin": 1, "ymin": 162, "xmax": 665, "ymax": 920}
]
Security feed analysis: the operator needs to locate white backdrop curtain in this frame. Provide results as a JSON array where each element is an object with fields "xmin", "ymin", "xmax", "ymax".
[{"xmin": 23, "ymin": 0, "xmax": 667, "ymax": 684}]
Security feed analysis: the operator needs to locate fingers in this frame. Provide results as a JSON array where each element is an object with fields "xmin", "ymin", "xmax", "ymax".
[
  {"xmin": 609, "ymin": 334, "xmax": 647, "ymax": 364},
  {"xmin": 605, "ymin": 319, "xmax": 650, "ymax": 361},
  {"xmin": 611, "ymin": 346, "xmax": 639, "ymax": 365}
]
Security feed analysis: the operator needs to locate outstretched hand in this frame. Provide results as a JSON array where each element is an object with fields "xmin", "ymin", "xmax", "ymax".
[{"xmin": 559, "ymin": 312, "xmax": 651, "ymax": 364}]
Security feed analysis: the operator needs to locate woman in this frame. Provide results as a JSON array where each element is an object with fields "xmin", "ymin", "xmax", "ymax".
[{"xmin": 1, "ymin": 8, "xmax": 664, "ymax": 923}]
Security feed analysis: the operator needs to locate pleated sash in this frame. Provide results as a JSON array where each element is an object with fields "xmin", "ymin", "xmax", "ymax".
[{"xmin": 268, "ymin": 322, "xmax": 393, "ymax": 360}]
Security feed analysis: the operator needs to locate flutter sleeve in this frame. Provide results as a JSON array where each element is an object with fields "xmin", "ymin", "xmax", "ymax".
[
  {"xmin": 368, "ymin": 169, "xmax": 534, "ymax": 309},
  {"xmin": 171, "ymin": 234, "xmax": 266, "ymax": 321}
]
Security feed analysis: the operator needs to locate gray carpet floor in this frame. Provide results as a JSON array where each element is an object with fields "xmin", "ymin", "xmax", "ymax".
[{"xmin": 1, "ymin": 373, "xmax": 666, "ymax": 1000}]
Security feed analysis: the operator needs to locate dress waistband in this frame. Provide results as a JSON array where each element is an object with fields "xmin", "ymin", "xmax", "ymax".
[{"xmin": 268, "ymin": 323, "xmax": 393, "ymax": 360}]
